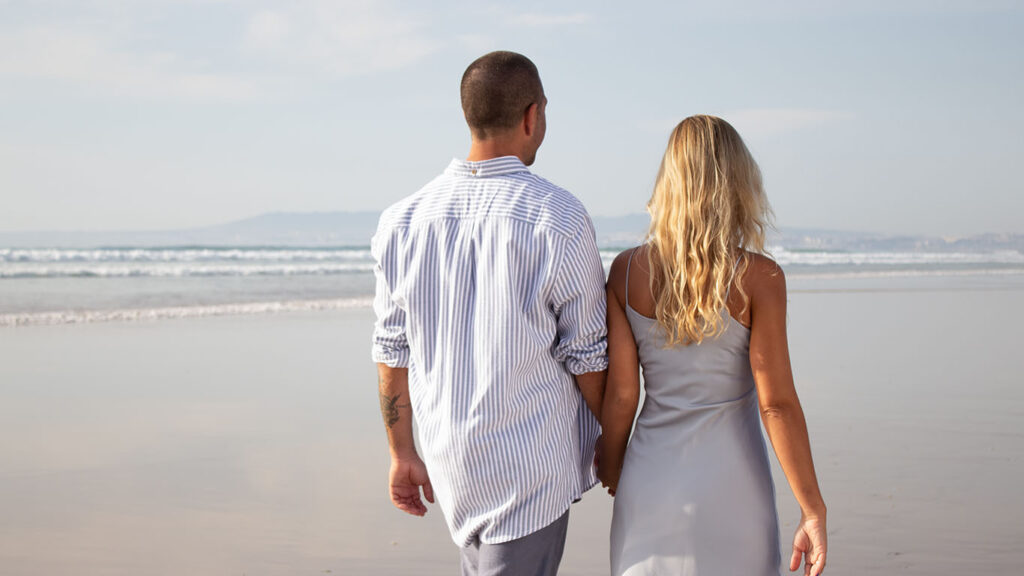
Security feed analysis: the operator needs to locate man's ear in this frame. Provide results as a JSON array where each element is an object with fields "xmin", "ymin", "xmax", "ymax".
[{"xmin": 523, "ymin": 102, "xmax": 539, "ymax": 137}]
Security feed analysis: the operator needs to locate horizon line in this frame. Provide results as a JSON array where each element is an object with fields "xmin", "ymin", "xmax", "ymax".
[{"xmin": 0, "ymin": 210, "xmax": 1021, "ymax": 240}]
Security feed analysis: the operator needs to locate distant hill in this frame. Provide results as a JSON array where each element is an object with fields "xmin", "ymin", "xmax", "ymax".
[
  {"xmin": 1, "ymin": 211, "xmax": 1022, "ymax": 253},
  {"xmin": 0, "ymin": 211, "xmax": 381, "ymax": 248}
]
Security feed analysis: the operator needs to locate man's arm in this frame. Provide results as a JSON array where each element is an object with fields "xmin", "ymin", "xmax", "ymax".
[
  {"xmin": 371, "ymin": 227, "xmax": 432, "ymax": 516},
  {"xmin": 574, "ymin": 370, "xmax": 606, "ymax": 424},
  {"xmin": 377, "ymin": 364, "xmax": 434, "ymax": 516},
  {"xmin": 551, "ymin": 218, "xmax": 610, "ymax": 421}
]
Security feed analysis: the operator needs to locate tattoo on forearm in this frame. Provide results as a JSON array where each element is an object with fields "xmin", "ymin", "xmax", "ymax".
[{"xmin": 379, "ymin": 391, "xmax": 410, "ymax": 429}]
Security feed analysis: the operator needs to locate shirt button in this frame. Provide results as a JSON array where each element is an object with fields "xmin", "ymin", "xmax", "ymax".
[{"xmin": 471, "ymin": 169, "xmax": 477, "ymax": 175}]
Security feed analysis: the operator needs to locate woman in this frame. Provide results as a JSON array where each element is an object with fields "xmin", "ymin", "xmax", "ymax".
[{"xmin": 598, "ymin": 115, "xmax": 827, "ymax": 576}]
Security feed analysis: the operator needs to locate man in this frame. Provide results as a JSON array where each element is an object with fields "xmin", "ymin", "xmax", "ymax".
[{"xmin": 371, "ymin": 51, "xmax": 607, "ymax": 575}]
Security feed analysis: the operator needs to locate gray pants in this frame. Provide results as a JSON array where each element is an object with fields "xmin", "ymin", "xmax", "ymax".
[{"xmin": 459, "ymin": 510, "xmax": 570, "ymax": 576}]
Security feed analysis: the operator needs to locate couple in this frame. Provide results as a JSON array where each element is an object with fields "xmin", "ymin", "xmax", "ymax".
[{"xmin": 371, "ymin": 51, "xmax": 827, "ymax": 576}]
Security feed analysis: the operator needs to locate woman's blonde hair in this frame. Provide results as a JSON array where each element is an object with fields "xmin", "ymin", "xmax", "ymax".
[{"xmin": 646, "ymin": 115, "xmax": 772, "ymax": 346}]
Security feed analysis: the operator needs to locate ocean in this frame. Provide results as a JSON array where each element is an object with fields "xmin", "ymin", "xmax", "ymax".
[{"xmin": 3, "ymin": 245, "xmax": 1024, "ymax": 327}]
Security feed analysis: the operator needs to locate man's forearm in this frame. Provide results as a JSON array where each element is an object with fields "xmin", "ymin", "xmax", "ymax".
[
  {"xmin": 574, "ymin": 369, "xmax": 607, "ymax": 424},
  {"xmin": 377, "ymin": 364, "xmax": 418, "ymax": 459}
]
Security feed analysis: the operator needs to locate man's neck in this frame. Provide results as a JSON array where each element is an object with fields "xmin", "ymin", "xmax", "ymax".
[{"xmin": 466, "ymin": 138, "xmax": 525, "ymax": 163}]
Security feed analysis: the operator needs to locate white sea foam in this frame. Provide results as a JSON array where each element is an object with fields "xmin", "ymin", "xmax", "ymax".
[
  {"xmin": 3, "ymin": 247, "xmax": 1023, "ymax": 279},
  {"xmin": 786, "ymin": 267, "xmax": 1024, "ymax": 281},
  {"xmin": 0, "ymin": 247, "xmax": 375, "ymax": 278},
  {"xmin": 769, "ymin": 247, "xmax": 1024, "ymax": 266},
  {"xmin": 599, "ymin": 247, "xmax": 1024, "ymax": 267},
  {"xmin": 0, "ymin": 248, "xmax": 371, "ymax": 263},
  {"xmin": 0, "ymin": 297, "xmax": 374, "ymax": 327},
  {"xmin": 0, "ymin": 262, "xmax": 375, "ymax": 278}
]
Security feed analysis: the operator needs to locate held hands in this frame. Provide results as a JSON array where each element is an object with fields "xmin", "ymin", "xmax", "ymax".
[
  {"xmin": 594, "ymin": 436, "xmax": 620, "ymax": 496},
  {"xmin": 389, "ymin": 454, "xmax": 434, "ymax": 516},
  {"xmin": 790, "ymin": 514, "xmax": 827, "ymax": 576}
]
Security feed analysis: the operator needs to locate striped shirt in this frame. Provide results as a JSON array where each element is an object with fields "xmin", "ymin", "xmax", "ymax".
[{"xmin": 371, "ymin": 156, "xmax": 608, "ymax": 546}]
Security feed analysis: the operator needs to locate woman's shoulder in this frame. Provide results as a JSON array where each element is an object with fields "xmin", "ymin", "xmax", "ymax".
[
  {"xmin": 610, "ymin": 245, "xmax": 649, "ymax": 276},
  {"xmin": 739, "ymin": 251, "xmax": 787, "ymax": 302},
  {"xmin": 607, "ymin": 246, "xmax": 645, "ymax": 298},
  {"xmin": 610, "ymin": 246, "xmax": 643, "ymax": 272}
]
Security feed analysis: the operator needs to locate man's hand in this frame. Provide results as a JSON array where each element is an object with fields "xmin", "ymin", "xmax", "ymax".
[
  {"xmin": 378, "ymin": 364, "xmax": 433, "ymax": 515},
  {"xmin": 389, "ymin": 454, "xmax": 434, "ymax": 516}
]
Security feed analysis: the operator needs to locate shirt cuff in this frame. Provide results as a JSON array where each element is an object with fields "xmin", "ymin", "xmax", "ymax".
[
  {"xmin": 564, "ymin": 355, "xmax": 609, "ymax": 376},
  {"xmin": 372, "ymin": 345, "xmax": 410, "ymax": 368}
]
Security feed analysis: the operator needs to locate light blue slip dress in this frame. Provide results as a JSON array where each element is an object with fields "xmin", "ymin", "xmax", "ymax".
[{"xmin": 610, "ymin": 250, "xmax": 781, "ymax": 576}]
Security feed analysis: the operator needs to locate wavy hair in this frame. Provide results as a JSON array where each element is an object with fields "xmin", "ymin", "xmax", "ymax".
[{"xmin": 646, "ymin": 115, "xmax": 772, "ymax": 346}]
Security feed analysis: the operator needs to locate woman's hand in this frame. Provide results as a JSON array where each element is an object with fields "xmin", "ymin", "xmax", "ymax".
[{"xmin": 790, "ymin": 514, "xmax": 827, "ymax": 576}]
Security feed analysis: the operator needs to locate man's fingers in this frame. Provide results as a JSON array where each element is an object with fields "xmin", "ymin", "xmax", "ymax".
[
  {"xmin": 391, "ymin": 482, "xmax": 428, "ymax": 516},
  {"xmin": 389, "ymin": 459, "xmax": 433, "ymax": 515},
  {"xmin": 399, "ymin": 500, "xmax": 423, "ymax": 512},
  {"xmin": 393, "ymin": 494, "xmax": 426, "ymax": 516}
]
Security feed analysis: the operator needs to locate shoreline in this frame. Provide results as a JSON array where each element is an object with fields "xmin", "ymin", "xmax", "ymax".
[
  {"xmin": 4, "ymin": 269, "xmax": 1024, "ymax": 328},
  {"xmin": 1, "ymin": 286, "xmax": 1023, "ymax": 574}
]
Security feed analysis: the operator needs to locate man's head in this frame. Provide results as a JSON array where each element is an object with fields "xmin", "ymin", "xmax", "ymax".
[{"xmin": 460, "ymin": 51, "xmax": 546, "ymax": 165}]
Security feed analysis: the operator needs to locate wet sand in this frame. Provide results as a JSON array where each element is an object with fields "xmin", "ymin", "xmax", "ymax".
[{"xmin": 1, "ymin": 278, "xmax": 1022, "ymax": 574}]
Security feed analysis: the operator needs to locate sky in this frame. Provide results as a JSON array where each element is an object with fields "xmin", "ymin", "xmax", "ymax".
[{"xmin": 1, "ymin": 0, "xmax": 1022, "ymax": 236}]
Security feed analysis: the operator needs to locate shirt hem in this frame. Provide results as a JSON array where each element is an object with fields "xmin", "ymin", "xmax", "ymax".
[{"xmin": 451, "ymin": 490, "xmax": 589, "ymax": 548}]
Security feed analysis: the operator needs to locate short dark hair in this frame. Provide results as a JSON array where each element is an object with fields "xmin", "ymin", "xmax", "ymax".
[{"xmin": 460, "ymin": 51, "xmax": 544, "ymax": 139}]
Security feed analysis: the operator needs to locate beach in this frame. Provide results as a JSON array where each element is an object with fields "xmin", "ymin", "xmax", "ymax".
[
  {"xmin": 2, "ymin": 275, "xmax": 1023, "ymax": 574},
  {"xmin": 4, "ymin": 0, "xmax": 1023, "ymax": 572}
]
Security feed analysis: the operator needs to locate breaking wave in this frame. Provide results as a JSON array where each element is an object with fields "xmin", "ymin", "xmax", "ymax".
[{"xmin": 0, "ymin": 297, "xmax": 374, "ymax": 327}]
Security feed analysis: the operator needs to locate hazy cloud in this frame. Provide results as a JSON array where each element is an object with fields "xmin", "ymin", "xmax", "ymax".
[
  {"xmin": 245, "ymin": 10, "xmax": 292, "ymax": 47},
  {"xmin": 508, "ymin": 12, "xmax": 593, "ymax": 27},
  {"xmin": 0, "ymin": 0, "xmax": 441, "ymax": 101},
  {"xmin": 671, "ymin": 0, "xmax": 1023, "ymax": 18},
  {"xmin": 456, "ymin": 34, "xmax": 501, "ymax": 55},
  {"xmin": 637, "ymin": 108, "xmax": 852, "ymax": 139},
  {"xmin": 717, "ymin": 108, "xmax": 854, "ymax": 138},
  {"xmin": 241, "ymin": 1, "xmax": 439, "ymax": 77},
  {"xmin": 0, "ymin": 27, "xmax": 260, "ymax": 101}
]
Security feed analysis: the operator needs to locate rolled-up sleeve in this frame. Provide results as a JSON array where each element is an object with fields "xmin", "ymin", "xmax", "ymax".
[
  {"xmin": 371, "ymin": 228, "xmax": 410, "ymax": 368},
  {"xmin": 550, "ymin": 218, "xmax": 609, "ymax": 375}
]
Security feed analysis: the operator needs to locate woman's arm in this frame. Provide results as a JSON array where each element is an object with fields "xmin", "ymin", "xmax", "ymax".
[
  {"xmin": 598, "ymin": 251, "xmax": 642, "ymax": 495},
  {"xmin": 747, "ymin": 256, "xmax": 827, "ymax": 576}
]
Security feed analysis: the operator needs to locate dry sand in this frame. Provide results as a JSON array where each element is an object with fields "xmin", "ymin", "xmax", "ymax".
[{"xmin": 1, "ymin": 280, "xmax": 1022, "ymax": 574}]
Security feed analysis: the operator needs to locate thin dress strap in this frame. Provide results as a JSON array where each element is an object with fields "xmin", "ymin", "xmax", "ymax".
[
  {"xmin": 625, "ymin": 247, "xmax": 639, "ymax": 311},
  {"xmin": 725, "ymin": 253, "xmax": 744, "ymax": 300}
]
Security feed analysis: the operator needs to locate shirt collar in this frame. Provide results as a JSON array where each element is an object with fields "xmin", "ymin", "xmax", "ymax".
[{"xmin": 445, "ymin": 156, "xmax": 530, "ymax": 178}]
